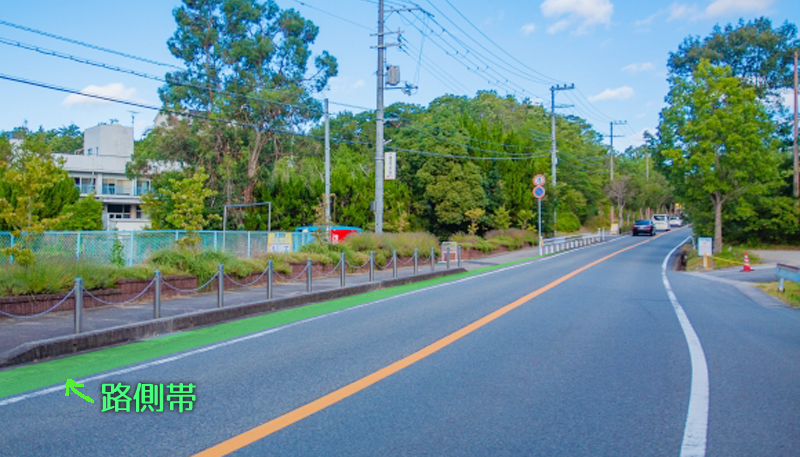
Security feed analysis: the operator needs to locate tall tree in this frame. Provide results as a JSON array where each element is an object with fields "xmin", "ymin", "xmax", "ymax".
[
  {"xmin": 668, "ymin": 17, "xmax": 799, "ymax": 99},
  {"xmin": 155, "ymin": 0, "xmax": 338, "ymax": 204},
  {"xmin": 659, "ymin": 60, "xmax": 781, "ymax": 252}
]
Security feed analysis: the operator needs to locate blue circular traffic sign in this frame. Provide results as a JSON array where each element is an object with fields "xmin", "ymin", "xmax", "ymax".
[{"xmin": 533, "ymin": 186, "xmax": 545, "ymax": 199}]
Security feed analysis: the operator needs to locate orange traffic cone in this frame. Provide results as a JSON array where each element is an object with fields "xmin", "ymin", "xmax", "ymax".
[{"xmin": 741, "ymin": 251, "xmax": 752, "ymax": 272}]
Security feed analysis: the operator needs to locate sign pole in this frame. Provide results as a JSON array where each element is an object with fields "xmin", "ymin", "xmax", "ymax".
[{"xmin": 538, "ymin": 197, "xmax": 543, "ymax": 256}]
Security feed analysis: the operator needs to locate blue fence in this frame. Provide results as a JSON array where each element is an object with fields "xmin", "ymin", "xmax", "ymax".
[{"xmin": 0, "ymin": 230, "xmax": 316, "ymax": 266}]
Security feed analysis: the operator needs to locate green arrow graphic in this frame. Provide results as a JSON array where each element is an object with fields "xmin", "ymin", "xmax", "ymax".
[{"xmin": 65, "ymin": 379, "xmax": 94, "ymax": 404}]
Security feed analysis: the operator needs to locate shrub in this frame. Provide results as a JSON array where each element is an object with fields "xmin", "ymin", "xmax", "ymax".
[
  {"xmin": 485, "ymin": 229, "xmax": 537, "ymax": 248},
  {"xmin": 557, "ymin": 211, "xmax": 581, "ymax": 233},
  {"xmin": 585, "ymin": 215, "xmax": 610, "ymax": 230},
  {"xmin": 450, "ymin": 233, "xmax": 495, "ymax": 253}
]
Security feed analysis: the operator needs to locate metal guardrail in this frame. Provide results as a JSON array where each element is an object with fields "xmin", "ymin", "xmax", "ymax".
[{"xmin": 776, "ymin": 263, "xmax": 800, "ymax": 292}]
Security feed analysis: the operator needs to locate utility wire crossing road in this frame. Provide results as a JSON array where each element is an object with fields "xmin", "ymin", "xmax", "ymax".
[{"xmin": 1, "ymin": 229, "xmax": 798, "ymax": 456}]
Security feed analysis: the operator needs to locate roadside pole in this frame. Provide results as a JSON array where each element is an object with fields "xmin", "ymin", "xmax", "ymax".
[
  {"xmin": 538, "ymin": 198, "xmax": 543, "ymax": 256},
  {"xmin": 533, "ymin": 174, "xmax": 546, "ymax": 256}
]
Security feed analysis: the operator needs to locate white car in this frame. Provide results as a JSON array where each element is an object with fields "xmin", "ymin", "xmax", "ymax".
[
  {"xmin": 652, "ymin": 214, "xmax": 670, "ymax": 231},
  {"xmin": 669, "ymin": 216, "xmax": 682, "ymax": 228}
]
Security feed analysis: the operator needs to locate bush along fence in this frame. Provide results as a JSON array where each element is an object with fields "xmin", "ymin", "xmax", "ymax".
[
  {"xmin": 0, "ymin": 230, "xmax": 315, "ymax": 266},
  {"xmin": 0, "ymin": 231, "xmax": 608, "ymax": 331}
]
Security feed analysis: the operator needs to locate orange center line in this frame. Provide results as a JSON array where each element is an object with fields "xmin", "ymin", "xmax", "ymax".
[{"xmin": 193, "ymin": 236, "xmax": 656, "ymax": 456}]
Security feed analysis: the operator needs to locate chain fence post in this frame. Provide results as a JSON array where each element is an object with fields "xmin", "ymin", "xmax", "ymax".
[
  {"xmin": 247, "ymin": 232, "xmax": 252, "ymax": 258},
  {"xmin": 267, "ymin": 260, "xmax": 273, "ymax": 299},
  {"xmin": 306, "ymin": 259, "xmax": 313, "ymax": 292},
  {"xmin": 154, "ymin": 270, "xmax": 161, "ymax": 319},
  {"xmin": 369, "ymin": 251, "xmax": 375, "ymax": 282},
  {"xmin": 9, "ymin": 234, "xmax": 14, "ymax": 264},
  {"xmin": 392, "ymin": 250, "xmax": 398, "ymax": 278},
  {"xmin": 340, "ymin": 252, "xmax": 346, "ymax": 287},
  {"xmin": 217, "ymin": 263, "xmax": 224, "ymax": 308},
  {"xmin": 430, "ymin": 246, "xmax": 435, "ymax": 272},
  {"xmin": 76, "ymin": 232, "xmax": 82, "ymax": 262},
  {"xmin": 446, "ymin": 247, "xmax": 451, "ymax": 270},
  {"xmin": 214, "ymin": 231, "xmax": 218, "ymax": 251},
  {"xmin": 457, "ymin": 245, "xmax": 462, "ymax": 268},
  {"xmin": 413, "ymin": 248, "xmax": 418, "ymax": 275},
  {"xmin": 74, "ymin": 277, "xmax": 83, "ymax": 334}
]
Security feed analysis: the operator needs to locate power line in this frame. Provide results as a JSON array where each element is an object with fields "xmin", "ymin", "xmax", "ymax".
[
  {"xmin": 438, "ymin": 0, "xmax": 562, "ymax": 85},
  {"xmin": 0, "ymin": 19, "xmax": 181, "ymax": 70},
  {"xmin": 290, "ymin": 0, "xmax": 374, "ymax": 31},
  {"xmin": 388, "ymin": 146, "xmax": 546, "ymax": 160},
  {"xmin": 0, "ymin": 36, "xmax": 319, "ymax": 116}
]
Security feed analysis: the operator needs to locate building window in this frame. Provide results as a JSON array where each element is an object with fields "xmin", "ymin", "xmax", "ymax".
[
  {"xmin": 73, "ymin": 177, "xmax": 96, "ymax": 194},
  {"xmin": 136, "ymin": 180, "xmax": 151, "ymax": 196},
  {"xmin": 107, "ymin": 204, "xmax": 131, "ymax": 219},
  {"xmin": 87, "ymin": 148, "xmax": 94, "ymax": 156}
]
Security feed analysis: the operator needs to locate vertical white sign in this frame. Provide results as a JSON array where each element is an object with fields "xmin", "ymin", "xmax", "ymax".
[{"xmin": 384, "ymin": 152, "xmax": 396, "ymax": 180}]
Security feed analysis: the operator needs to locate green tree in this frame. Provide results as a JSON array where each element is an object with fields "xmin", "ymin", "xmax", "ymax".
[
  {"xmin": 465, "ymin": 208, "xmax": 485, "ymax": 235},
  {"xmin": 492, "ymin": 206, "xmax": 511, "ymax": 230},
  {"xmin": 517, "ymin": 209, "xmax": 534, "ymax": 231},
  {"xmin": 56, "ymin": 193, "xmax": 103, "ymax": 231},
  {"xmin": 668, "ymin": 18, "xmax": 799, "ymax": 98},
  {"xmin": 142, "ymin": 168, "xmax": 221, "ymax": 249},
  {"xmin": 659, "ymin": 60, "xmax": 781, "ymax": 252},
  {"xmin": 155, "ymin": 0, "xmax": 338, "ymax": 204},
  {"xmin": 0, "ymin": 150, "xmax": 72, "ymax": 265}
]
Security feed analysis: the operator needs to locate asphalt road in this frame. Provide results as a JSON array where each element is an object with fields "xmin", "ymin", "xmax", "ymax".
[{"xmin": 1, "ymin": 229, "xmax": 798, "ymax": 456}]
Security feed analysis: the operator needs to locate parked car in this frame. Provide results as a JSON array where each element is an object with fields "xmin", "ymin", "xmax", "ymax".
[
  {"xmin": 669, "ymin": 216, "xmax": 682, "ymax": 228},
  {"xmin": 652, "ymin": 214, "xmax": 670, "ymax": 231},
  {"xmin": 632, "ymin": 220, "xmax": 655, "ymax": 236}
]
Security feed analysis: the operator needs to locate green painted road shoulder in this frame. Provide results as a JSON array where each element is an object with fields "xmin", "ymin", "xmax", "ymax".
[{"xmin": 0, "ymin": 252, "xmax": 546, "ymax": 399}]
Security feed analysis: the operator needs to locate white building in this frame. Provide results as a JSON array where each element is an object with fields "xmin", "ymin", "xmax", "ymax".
[{"xmin": 54, "ymin": 123, "xmax": 151, "ymax": 230}]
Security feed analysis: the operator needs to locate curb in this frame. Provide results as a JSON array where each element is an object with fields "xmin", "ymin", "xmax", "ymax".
[{"xmin": 0, "ymin": 268, "xmax": 467, "ymax": 368}]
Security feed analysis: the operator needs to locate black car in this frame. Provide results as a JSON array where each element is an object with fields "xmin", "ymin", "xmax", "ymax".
[{"xmin": 632, "ymin": 220, "xmax": 655, "ymax": 236}]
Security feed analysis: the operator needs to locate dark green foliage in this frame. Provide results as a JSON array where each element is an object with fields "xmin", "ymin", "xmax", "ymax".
[{"xmin": 57, "ymin": 194, "xmax": 103, "ymax": 231}]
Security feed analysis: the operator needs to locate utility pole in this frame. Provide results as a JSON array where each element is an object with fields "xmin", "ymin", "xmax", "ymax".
[
  {"xmin": 373, "ymin": 0, "xmax": 418, "ymax": 233},
  {"xmin": 128, "ymin": 110, "xmax": 138, "ymax": 139},
  {"xmin": 609, "ymin": 120, "xmax": 626, "ymax": 182},
  {"xmin": 794, "ymin": 50, "xmax": 798, "ymax": 198},
  {"xmin": 549, "ymin": 84, "xmax": 574, "ymax": 186},
  {"xmin": 375, "ymin": 0, "xmax": 386, "ymax": 233},
  {"xmin": 549, "ymin": 84, "xmax": 573, "ymax": 235},
  {"xmin": 645, "ymin": 149, "xmax": 650, "ymax": 181},
  {"xmin": 324, "ymin": 98, "xmax": 331, "ymax": 227}
]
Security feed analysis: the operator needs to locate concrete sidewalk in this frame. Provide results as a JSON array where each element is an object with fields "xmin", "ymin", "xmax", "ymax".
[{"xmin": 0, "ymin": 243, "xmax": 575, "ymax": 361}]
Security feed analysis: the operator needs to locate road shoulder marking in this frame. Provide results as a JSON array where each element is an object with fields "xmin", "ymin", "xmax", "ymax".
[{"xmin": 663, "ymin": 238, "xmax": 709, "ymax": 457}]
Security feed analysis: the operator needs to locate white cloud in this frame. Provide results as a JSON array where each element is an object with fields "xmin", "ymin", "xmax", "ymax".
[
  {"xmin": 705, "ymin": 0, "xmax": 775, "ymax": 17},
  {"xmin": 547, "ymin": 20, "xmax": 571, "ymax": 34},
  {"xmin": 520, "ymin": 23, "xmax": 537, "ymax": 35},
  {"xmin": 622, "ymin": 62, "xmax": 655, "ymax": 73},
  {"xmin": 540, "ymin": 0, "xmax": 613, "ymax": 35},
  {"xmin": 634, "ymin": 12, "xmax": 660, "ymax": 28},
  {"xmin": 667, "ymin": 0, "xmax": 774, "ymax": 22},
  {"xmin": 667, "ymin": 3, "xmax": 699, "ymax": 21},
  {"xmin": 62, "ymin": 83, "xmax": 137, "ymax": 106},
  {"xmin": 588, "ymin": 85, "xmax": 634, "ymax": 102},
  {"xmin": 351, "ymin": 79, "xmax": 366, "ymax": 89}
]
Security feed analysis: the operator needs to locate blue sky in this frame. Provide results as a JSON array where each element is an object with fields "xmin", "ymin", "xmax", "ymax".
[{"xmin": 0, "ymin": 0, "xmax": 796, "ymax": 152}]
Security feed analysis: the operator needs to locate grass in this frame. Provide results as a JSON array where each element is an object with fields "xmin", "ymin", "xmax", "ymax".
[
  {"xmin": 0, "ymin": 262, "xmax": 182, "ymax": 296},
  {"xmin": 685, "ymin": 245, "xmax": 763, "ymax": 271},
  {"xmin": 449, "ymin": 233, "xmax": 495, "ymax": 253},
  {"xmin": 756, "ymin": 281, "xmax": 800, "ymax": 308}
]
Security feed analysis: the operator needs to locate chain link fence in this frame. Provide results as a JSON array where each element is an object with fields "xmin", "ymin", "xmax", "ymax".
[{"xmin": 0, "ymin": 230, "xmax": 315, "ymax": 266}]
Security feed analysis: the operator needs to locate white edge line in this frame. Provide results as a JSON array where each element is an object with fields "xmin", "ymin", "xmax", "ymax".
[
  {"xmin": 0, "ymin": 237, "xmax": 615, "ymax": 407},
  {"xmin": 662, "ymin": 237, "xmax": 709, "ymax": 457}
]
